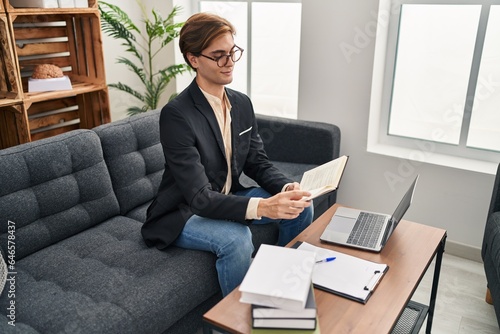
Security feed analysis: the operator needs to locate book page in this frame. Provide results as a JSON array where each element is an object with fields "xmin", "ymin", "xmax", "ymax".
[{"xmin": 300, "ymin": 155, "xmax": 348, "ymax": 200}]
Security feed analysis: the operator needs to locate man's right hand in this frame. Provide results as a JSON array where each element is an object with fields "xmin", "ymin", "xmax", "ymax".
[{"xmin": 257, "ymin": 190, "xmax": 312, "ymax": 220}]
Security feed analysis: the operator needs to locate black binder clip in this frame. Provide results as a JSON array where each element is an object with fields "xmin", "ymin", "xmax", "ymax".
[{"xmin": 363, "ymin": 270, "xmax": 382, "ymax": 291}]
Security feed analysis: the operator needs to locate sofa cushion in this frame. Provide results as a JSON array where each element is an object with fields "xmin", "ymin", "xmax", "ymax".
[
  {"xmin": 93, "ymin": 110, "xmax": 164, "ymax": 216},
  {"xmin": 125, "ymin": 201, "xmax": 151, "ymax": 222},
  {"xmin": 0, "ymin": 216, "xmax": 220, "ymax": 334},
  {"xmin": 0, "ymin": 130, "xmax": 120, "ymax": 261}
]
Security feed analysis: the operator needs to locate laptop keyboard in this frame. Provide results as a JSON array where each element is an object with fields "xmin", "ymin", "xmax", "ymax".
[{"xmin": 346, "ymin": 212, "xmax": 386, "ymax": 248}]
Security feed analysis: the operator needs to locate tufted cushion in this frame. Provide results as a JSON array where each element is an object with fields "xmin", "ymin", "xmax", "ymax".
[
  {"xmin": 0, "ymin": 216, "xmax": 220, "ymax": 333},
  {"xmin": 0, "ymin": 130, "xmax": 120, "ymax": 261},
  {"xmin": 93, "ymin": 110, "xmax": 164, "ymax": 216}
]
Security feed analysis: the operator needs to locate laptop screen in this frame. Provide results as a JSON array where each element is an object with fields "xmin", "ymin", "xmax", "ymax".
[{"xmin": 383, "ymin": 175, "xmax": 419, "ymax": 244}]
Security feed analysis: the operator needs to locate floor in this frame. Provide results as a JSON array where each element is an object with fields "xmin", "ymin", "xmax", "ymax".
[
  {"xmin": 201, "ymin": 253, "xmax": 500, "ymax": 334},
  {"xmin": 413, "ymin": 253, "xmax": 499, "ymax": 334}
]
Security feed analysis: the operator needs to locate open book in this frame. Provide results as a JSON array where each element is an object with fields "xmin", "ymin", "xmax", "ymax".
[{"xmin": 300, "ymin": 155, "xmax": 348, "ymax": 200}]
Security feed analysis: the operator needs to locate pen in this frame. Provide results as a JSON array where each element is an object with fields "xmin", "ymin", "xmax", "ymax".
[{"xmin": 315, "ymin": 257, "xmax": 336, "ymax": 263}]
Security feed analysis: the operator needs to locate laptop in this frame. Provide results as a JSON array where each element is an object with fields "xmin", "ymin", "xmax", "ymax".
[{"xmin": 320, "ymin": 175, "xmax": 419, "ymax": 252}]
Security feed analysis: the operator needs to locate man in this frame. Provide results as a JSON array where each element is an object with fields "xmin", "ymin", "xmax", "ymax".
[{"xmin": 142, "ymin": 12, "xmax": 313, "ymax": 297}]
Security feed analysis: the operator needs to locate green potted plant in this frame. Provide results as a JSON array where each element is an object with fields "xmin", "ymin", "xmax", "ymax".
[{"xmin": 99, "ymin": 1, "xmax": 190, "ymax": 115}]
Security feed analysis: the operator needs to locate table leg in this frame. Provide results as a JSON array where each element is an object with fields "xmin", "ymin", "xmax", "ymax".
[
  {"xmin": 203, "ymin": 322, "xmax": 231, "ymax": 334},
  {"xmin": 425, "ymin": 234, "xmax": 447, "ymax": 333}
]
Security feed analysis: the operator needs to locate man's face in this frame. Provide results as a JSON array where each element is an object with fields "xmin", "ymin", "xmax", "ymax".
[{"xmin": 191, "ymin": 32, "xmax": 236, "ymax": 92}]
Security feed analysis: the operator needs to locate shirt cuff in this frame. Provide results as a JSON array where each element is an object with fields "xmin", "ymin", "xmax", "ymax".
[{"xmin": 246, "ymin": 197, "xmax": 262, "ymax": 220}]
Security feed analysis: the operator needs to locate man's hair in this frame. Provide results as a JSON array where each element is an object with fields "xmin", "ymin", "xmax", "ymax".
[{"xmin": 179, "ymin": 12, "xmax": 236, "ymax": 70}]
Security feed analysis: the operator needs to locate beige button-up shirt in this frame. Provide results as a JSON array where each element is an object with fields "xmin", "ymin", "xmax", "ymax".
[{"xmin": 201, "ymin": 89, "xmax": 261, "ymax": 219}]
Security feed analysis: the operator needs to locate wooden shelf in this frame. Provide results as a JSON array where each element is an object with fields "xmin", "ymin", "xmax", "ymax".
[
  {"xmin": 24, "ymin": 81, "xmax": 107, "ymax": 103},
  {"xmin": 5, "ymin": 7, "xmax": 97, "ymax": 15},
  {"xmin": 4, "ymin": 0, "xmax": 97, "ymax": 13},
  {"xmin": 0, "ymin": 0, "xmax": 110, "ymax": 149}
]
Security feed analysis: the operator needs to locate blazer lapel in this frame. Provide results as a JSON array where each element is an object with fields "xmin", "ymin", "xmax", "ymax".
[
  {"xmin": 188, "ymin": 80, "xmax": 227, "ymax": 158},
  {"xmin": 227, "ymin": 89, "xmax": 244, "ymax": 176}
]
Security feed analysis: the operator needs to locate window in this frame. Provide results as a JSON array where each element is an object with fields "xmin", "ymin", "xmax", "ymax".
[
  {"xmin": 178, "ymin": 0, "xmax": 302, "ymax": 119},
  {"xmin": 369, "ymin": 0, "xmax": 500, "ymax": 173}
]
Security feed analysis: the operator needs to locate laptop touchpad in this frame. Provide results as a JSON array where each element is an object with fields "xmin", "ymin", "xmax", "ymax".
[{"xmin": 330, "ymin": 216, "xmax": 356, "ymax": 234}]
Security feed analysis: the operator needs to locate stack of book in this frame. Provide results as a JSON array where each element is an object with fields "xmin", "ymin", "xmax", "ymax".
[
  {"xmin": 251, "ymin": 284, "xmax": 317, "ymax": 331},
  {"xmin": 238, "ymin": 244, "xmax": 319, "ymax": 332}
]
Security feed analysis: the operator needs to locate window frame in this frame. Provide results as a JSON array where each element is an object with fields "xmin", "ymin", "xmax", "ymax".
[
  {"xmin": 368, "ymin": 0, "xmax": 500, "ymax": 174},
  {"xmin": 196, "ymin": 0, "xmax": 302, "ymax": 118}
]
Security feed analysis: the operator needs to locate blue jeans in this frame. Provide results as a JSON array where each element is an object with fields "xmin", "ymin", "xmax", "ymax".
[{"xmin": 172, "ymin": 187, "xmax": 314, "ymax": 296}]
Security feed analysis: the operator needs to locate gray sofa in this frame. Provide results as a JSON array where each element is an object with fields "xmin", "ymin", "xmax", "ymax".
[
  {"xmin": 482, "ymin": 163, "xmax": 500, "ymax": 328},
  {"xmin": 0, "ymin": 110, "xmax": 340, "ymax": 333}
]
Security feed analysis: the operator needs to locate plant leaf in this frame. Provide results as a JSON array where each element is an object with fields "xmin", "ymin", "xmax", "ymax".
[
  {"xmin": 99, "ymin": 1, "xmax": 140, "ymax": 33},
  {"xmin": 99, "ymin": 1, "xmax": 143, "ymax": 62},
  {"xmin": 108, "ymin": 83, "xmax": 146, "ymax": 103},
  {"xmin": 127, "ymin": 106, "xmax": 149, "ymax": 116},
  {"xmin": 101, "ymin": 2, "xmax": 187, "ymax": 113},
  {"xmin": 116, "ymin": 57, "xmax": 147, "ymax": 83},
  {"xmin": 158, "ymin": 64, "xmax": 191, "ymax": 82}
]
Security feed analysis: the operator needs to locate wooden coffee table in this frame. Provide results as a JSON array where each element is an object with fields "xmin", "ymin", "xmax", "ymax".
[{"xmin": 203, "ymin": 204, "xmax": 447, "ymax": 334}]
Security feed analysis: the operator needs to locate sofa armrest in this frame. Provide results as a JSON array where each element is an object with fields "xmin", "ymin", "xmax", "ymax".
[
  {"xmin": 488, "ymin": 163, "xmax": 500, "ymax": 218},
  {"xmin": 256, "ymin": 114, "xmax": 341, "ymax": 165},
  {"xmin": 483, "ymin": 163, "xmax": 500, "ymax": 260}
]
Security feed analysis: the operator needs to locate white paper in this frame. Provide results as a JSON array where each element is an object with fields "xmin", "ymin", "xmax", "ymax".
[
  {"xmin": 58, "ymin": 0, "xmax": 74, "ymax": 7},
  {"xmin": 28, "ymin": 76, "xmax": 72, "ymax": 92},
  {"xmin": 10, "ymin": 0, "xmax": 58, "ymax": 8},
  {"xmin": 74, "ymin": 0, "xmax": 88, "ymax": 7},
  {"xmin": 297, "ymin": 242, "xmax": 388, "ymax": 302}
]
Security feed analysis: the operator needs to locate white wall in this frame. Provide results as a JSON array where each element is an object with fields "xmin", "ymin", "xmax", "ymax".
[
  {"xmin": 101, "ymin": 0, "xmax": 175, "ymax": 121},
  {"xmin": 101, "ymin": 0, "xmax": 494, "ymax": 258},
  {"xmin": 299, "ymin": 0, "xmax": 495, "ymax": 259}
]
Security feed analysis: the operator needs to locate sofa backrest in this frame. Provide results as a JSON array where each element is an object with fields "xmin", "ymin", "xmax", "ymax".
[
  {"xmin": 93, "ymin": 110, "xmax": 164, "ymax": 216},
  {"xmin": 0, "ymin": 130, "xmax": 120, "ymax": 261},
  {"xmin": 256, "ymin": 114, "xmax": 341, "ymax": 165}
]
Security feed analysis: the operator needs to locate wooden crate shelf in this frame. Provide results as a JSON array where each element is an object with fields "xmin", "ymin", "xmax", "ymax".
[
  {"xmin": 27, "ymin": 88, "xmax": 109, "ymax": 142},
  {"xmin": 4, "ymin": 0, "xmax": 97, "ymax": 13},
  {"xmin": 0, "ymin": 14, "xmax": 22, "ymax": 107},
  {"xmin": 11, "ymin": 12, "xmax": 106, "ymax": 93},
  {"xmin": 0, "ymin": 102, "xmax": 29, "ymax": 147},
  {"xmin": 0, "ymin": 0, "xmax": 110, "ymax": 149}
]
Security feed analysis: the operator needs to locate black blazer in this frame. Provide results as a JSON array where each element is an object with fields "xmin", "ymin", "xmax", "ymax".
[{"xmin": 142, "ymin": 79, "xmax": 292, "ymax": 249}]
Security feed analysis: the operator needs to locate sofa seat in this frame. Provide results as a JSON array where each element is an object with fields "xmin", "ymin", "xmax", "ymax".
[{"xmin": 0, "ymin": 216, "xmax": 219, "ymax": 333}]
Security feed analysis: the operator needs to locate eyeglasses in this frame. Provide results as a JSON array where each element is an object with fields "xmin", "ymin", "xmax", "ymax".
[{"xmin": 199, "ymin": 46, "xmax": 244, "ymax": 67}]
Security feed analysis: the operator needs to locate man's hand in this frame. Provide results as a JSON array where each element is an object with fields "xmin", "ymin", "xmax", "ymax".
[
  {"xmin": 285, "ymin": 182, "xmax": 301, "ymax": 192},
  {"xmin": 257, "ymin": 190, "xmax": 312, "ymax": 219}
]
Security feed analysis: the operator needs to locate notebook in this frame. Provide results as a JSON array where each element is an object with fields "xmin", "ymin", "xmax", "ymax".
[{"xmin": 320, "ymin": 175, "xmax": 419, "ymax": 252}]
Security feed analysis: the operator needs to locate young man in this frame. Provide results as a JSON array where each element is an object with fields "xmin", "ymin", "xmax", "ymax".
[{"xmin": 142, "ymin": 12, "xmax": 313, "ymax": 296}]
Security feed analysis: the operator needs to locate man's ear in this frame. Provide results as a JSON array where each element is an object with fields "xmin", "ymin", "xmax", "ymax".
[{"xmin": 187, "ymin": 53, "xmax": 198, "ymax": 69}]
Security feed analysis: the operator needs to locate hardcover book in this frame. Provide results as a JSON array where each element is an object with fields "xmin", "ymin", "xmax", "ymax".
[
  {"xmin": 252, "ymin": 284, "xmax": 316, "ymax": 319},
  {"xmin": 239, "ymin": 244, "xmax": 315, "ymax": 312}
]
